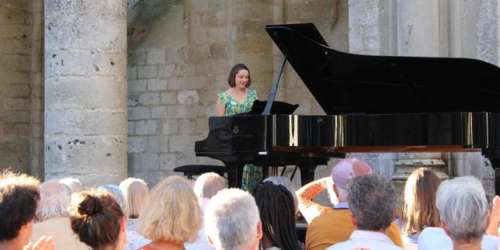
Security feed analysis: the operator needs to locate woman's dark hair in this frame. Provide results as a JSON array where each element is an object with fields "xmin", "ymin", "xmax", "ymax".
[
  {"xmin": 252, "ymin": 181, "xmax": 300, "ymax": 250},
  {"xmin": 227, "ymin": 63, "xmax": 251, "ymax": 87},
  {"xmin": 70, "ymin": 190, "xmax": 124, "ymax": 250},
  {"xmin": 0, "ymin": 171, "xmax": 40, "ymax": 241}
]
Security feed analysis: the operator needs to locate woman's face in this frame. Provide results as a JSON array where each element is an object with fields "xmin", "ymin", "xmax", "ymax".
[{"xmin": 234, "ymin": 69, "xmax": 249, "ymax": 89}]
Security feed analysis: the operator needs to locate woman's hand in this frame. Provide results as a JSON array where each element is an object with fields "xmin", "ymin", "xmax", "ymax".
[
  {"xmin": 486, "ymin": 195, "xmax": 500, "ymax": 236},
  {"xmin": 215, "ymin": 97, "xmax": 225, "ymax": 116}
]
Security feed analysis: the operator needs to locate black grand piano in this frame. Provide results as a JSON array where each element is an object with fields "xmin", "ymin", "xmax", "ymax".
[{"xmin": 195, "ymin": 23, "xmax": 500, "ymax": 192}]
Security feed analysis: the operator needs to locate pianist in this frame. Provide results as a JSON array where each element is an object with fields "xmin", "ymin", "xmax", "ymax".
[{"xmin": 215, "ymin": 63, "xmax": 261, "ymax": 191}]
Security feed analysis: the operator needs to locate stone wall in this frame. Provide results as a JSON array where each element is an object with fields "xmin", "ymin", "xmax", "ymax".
[
  {"xmin": 127, "ymin": 0, "xmax": 347, "ymax": 184},
  {"xmin": 0, "ymin": 0, "xmax": 43, "ymax": 177},
  {"xmin": 348, "ymin": 0, "xmax": 498, "ymax": 196}
]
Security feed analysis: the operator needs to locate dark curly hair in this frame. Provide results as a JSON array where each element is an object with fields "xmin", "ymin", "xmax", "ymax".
[
  {"xmin": 227, "ymin": 63, "xmax": 251, "ymax": 87},
  {"xmin": 0, "ymin": 171, "xmax": 40, "ymax": 241}
]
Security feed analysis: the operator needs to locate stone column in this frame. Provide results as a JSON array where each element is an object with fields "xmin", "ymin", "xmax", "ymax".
[{"xmin": 44, "ymin": 0, "xmax": 127, "ymax": 185}]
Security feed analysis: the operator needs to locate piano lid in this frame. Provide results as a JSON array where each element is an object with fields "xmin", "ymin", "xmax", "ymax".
[{"xmin": 265, "ymin": 23, "xmax": 500, "ymax": 115}]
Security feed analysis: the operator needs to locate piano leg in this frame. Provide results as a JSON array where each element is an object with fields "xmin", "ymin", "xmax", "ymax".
[
  {"xmin": 299, "ymin": 164, "xmax": 317, "ymax": 185},
  {"xmin": 227, "ymin": 163, "xmax": 245, "ymax": 188}
]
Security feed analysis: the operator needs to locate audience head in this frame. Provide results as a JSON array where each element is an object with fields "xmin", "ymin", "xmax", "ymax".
[
  {"xmin": 0, "ymin": 171, "xmax": 40, "ymax": 244},
  {"xmin": 119, "ymin": 178, "xmax": 148, "ymax": 219},
  {"xmin": 402, "ymin": 167, "xmax": 441, "ymax": 235},
  {"xmin": 36, "ymin": 179, "xmax": 72, "ymax": 221},
  {"xmin": 205, "ymin": 188, "xmax": 262, "ymax": 250},
  {"xmin": 59, "ymin": 177, "xmax": 84, "ymax": 193},
  {"xmin": 436, "ymin": 176, "xmax": 488, "ymax": 242},
  {"xmin": 227, "ymin": 63, "xmax": 251, "ymax": 88},
  {"xmin": 348, "ymin": 175, "xmax": 396, "ymax": 231},
  {"xmin": 263, "ymin": 176, "xmax": 298, "ymax": 212},
  {"xmin": 331, "ymin": 158, "xmax": 373, "ymax": 202},
  {"xmin": 69, "ymin": 189, "xmax": 125, "ymax": 250},
  {"xmin": 98, "ymin": 184, "xmax": 127, "ymax": 215},
  {"xmin": 253, "ymin": 182, "xmax": 299, "ymax": 250},
  {"xmin": 193, "ymin": 172, "xmax": 226, "ymax": 200},
  {"xmin": 139, "ymin": 176, "xmax": 201, "ymax": 244}
]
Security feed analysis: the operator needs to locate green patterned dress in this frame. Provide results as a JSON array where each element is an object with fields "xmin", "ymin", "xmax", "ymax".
[{"xmin": 218, "ymin": 89, "xmax": 262, "ymax": 191}]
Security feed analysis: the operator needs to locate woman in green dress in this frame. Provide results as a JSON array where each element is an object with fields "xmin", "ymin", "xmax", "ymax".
[{"xmin": 216, "ymin": 63, "xmax": 262, "ymax": 191}]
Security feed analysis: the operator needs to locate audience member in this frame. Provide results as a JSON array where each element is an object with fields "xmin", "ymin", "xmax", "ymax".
[
  {"xmin": 69, "ymin": 189, "xmax": 126, "ymax": 250},
  {"xmin": 139, "ymin": 176, "xmax": 201, "ymax": 250},
  {"xmin": 418, "ymin": 176, "xmax": 500, "ymax": 250},
  {"xmin": 296, "ymin": 159, "xmax": 402, "ymax": 250},
  {"xmin": 0, "ymin": 171, "xmax": 54, "ymax": 250},
  {"xmin": 253, "ymin": 181, "xmax": 301, "ymax": 250},
  {"xmin": 327, "ymin": 175, "xmax": 402, "ymax": 250},
  {"xmin": 192, "ymin": 172, "xmax": 226, "ymax": 210},
  {"xmin": 186, "ymin": 172, "xmax": 226, "ymax": 250},
  {"xmin": 119, "ymin": 178, "xmax": 151, "ymax": 250},
  {"xmin": 99, "ymin": 184, "xmax": 127, "ymax": 214},
  {"xmin": 399, "ymin": 168, "xmax": 441, "ymax": 245},
  {"xmin": 119, "ymin": 178, "xmax": 149, "ymax": 231},
  {"xmin": 31, "ymin": 180, "xmax": 87, "ymax": 250},
  {"xmin": 58, "ymin": 177, "xmax": 84, "ymax": 193},
  {"xmin": 204, "ymin": 188, "xmax": 262, "ymax": 250},
  {"xmin": 263, "ymin": 176, "xmax": 298, "ymax": 214}
]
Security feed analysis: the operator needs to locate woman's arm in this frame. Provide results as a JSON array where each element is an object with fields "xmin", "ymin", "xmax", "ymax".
[{"xmin": 215, "ymin": 97, "xmax": 225, "ymax": 116}]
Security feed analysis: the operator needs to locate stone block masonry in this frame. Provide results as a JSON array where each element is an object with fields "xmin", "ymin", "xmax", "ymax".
[{"xmin": 44, "ymin": 0, "xmax": 128, "ymax": 185}]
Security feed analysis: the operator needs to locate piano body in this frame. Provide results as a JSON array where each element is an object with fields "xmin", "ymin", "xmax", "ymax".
[{"xmin": 195, "ymin": 23, "xmax": 500, "ymax": 191}]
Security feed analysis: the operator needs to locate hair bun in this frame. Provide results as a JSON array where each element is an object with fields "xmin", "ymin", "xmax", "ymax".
[{"xmin": 78, "ymin": 195, "xmax": 103, "ymax": 216}]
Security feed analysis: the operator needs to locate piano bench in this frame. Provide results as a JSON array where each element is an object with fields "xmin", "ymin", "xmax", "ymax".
[{"xmin": 174, "ymin": 165, "xmax": 227, "ymax": 180}]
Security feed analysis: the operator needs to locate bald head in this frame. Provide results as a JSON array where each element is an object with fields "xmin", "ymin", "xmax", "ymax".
[{"xmin": 193, "ymin": 172, "xmax": 226, "ymax": 200}]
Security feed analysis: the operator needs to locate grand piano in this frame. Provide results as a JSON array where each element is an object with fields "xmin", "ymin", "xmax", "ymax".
[{"xmin": 195, "ymin": 23, "xmax": 500, "ymax": 192}]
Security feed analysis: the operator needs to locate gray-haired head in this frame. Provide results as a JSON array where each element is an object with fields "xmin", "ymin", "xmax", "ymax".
[
  {"xmin": 36, "ymin": 180, "xmax": 72, "ymax": 221},
  {"xmin": 204, "ymin": 188, "xmax": 261, "ymax": 250},
  {"xmin": 348, "ymin": 175, "xmax": 396, "ymax": 231},
  {"xmin": 193, "ymin": 172, "xmax": 226, "ymax": 200},
  {"xmin": 59, "ymin": 177, "xmax": 83, "ymax": 193},
  {"xmin": 436, "ymin": 176, "xmax": 488, "ymax": 242},
  {"xmin": 119, "ymin": 177, "xmax": 149, "ymax": 219},
  {"xmin": 263, "ymin": 176, "xmax": 298, "ymax": 212},
  {"xmin": 98, "ymin": 184, "xmax": 127, "ymax": 215}
]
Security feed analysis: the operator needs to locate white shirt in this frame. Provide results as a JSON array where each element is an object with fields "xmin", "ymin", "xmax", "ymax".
[
  {"xmin": 326, "ymin": 230, "xmax": 403, "ymax": 250},
  {"xmin": 418, "ymin": 227, "xmax": 500, "ymax": 250}
]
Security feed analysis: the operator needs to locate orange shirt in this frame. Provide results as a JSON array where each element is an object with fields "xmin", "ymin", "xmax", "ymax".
[{"xmin": 305, "ymin": 207, "xmax": 403, "ymax": 250}]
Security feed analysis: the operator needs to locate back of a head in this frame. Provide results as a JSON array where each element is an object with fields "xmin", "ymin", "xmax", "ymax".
[
  {"xmin": 69, "ymin": 189, "xmax": 124, "ymax": 249},
  {"xmin": 139, "ymin": 175, "xmax": 201, "ymax": 243},
  {"xmin": 402, "ymin": 167, "xmax": 441, "ymax": 235},
  {"xmin": 436, "ymin": 176, "xmax": 488, "ymax": 242},
  {"xmin": 263, "ymin": 176, "xmax": 298, "ymax": 211},
  {"xmin": 348, "ymin": 175, "xmax": 396, "ymax": 231},
  {"xmin": 119, "ymin": 178, "xmax": 149, "ymax": 219},
  {"xmin": 253, "ymin": 182, "xmax": 299, "ymax": 250},
  {"xmin": 193, "ymin": 172, "xmax": 226, "ymax": 200},
  {"xmin": 205, "ymin": 188, "xmax": 260, "ymax": 250},
  {"xmin": 331, "ymin": 158, "xmax": 373, "ymax": 201},
  {"xmin": 37, "ymin": 180, "xmax": 72, "ymax": 221},
  {"xmin": 59, "ymin": 177, "xmax": 84, "ymax": 193},
  {"xmin": 98, "ymin": 184, "xmax": 127, "ymax": 216},
  {"xmin": 0, "ymin": 171, "xmax": 40, "ymax": 242}
]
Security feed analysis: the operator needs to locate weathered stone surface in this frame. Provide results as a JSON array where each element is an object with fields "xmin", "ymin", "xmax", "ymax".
[{"xmin": 44, "ymin": 0, "xmax": 127, "ymax": 185}]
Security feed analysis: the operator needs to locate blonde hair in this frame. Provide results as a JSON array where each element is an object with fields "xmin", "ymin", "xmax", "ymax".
[
  {"xmin": 119, "ymin": 178, "xmax": 149, "ymax": 219},
  {"xmin": 139, "ymin": 176, "xmax": 201, "ymax": 243},
  {"xmin": 401, "ymin": 168, "xmax": 441, "ymax": 235}
]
